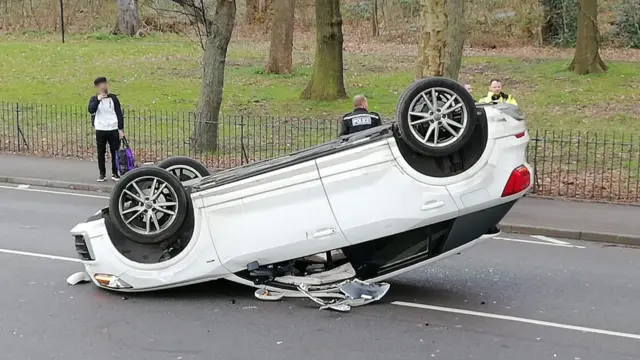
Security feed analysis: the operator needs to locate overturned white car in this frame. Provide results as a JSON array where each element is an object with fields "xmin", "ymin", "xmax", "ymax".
[{"xmin": 70, "ymin": 77, "xmax": 532, "ymax": 308}]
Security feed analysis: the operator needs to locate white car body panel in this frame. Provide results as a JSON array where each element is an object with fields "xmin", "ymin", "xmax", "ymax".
[
  {"xmin": 192, "ymin": 160, "xmax": 350, "ymax": 273},
  {"xmin": 317, "ymin": 141, "xmax": 460, "ymax": 245}
]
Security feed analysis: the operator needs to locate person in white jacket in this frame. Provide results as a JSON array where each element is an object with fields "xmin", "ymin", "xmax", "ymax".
[{"xmin": 87, "ymin": 77, "xmax": 125, "ymax": 182}]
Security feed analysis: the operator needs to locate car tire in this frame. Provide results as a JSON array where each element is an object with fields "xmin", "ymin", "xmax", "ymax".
[
  {"xmin": 157, "ymin": 156, "xmax": 211, "ymax": 183},
  {"xmin": 109, "ymin": 166, "xmax": 189, "ymax": 244},
  {"xmin": 395, "ymin": 77, "xmax": 478, "ymax": 157}
]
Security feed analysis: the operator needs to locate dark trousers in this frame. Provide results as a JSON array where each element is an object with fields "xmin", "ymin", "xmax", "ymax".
[{"xmin": 96, "ymin": 129, "xmax": 121, "ymax": 176}]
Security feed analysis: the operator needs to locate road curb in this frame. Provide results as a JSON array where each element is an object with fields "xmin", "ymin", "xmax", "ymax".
[
  {"xmin": 524, "ymin": 194, "xmax": 640, "ymax": 208},
  {"xmin": 0, "ymin": 175, "xmax": 113, "ymax": 193},
  {"xmin": 2, "ymin": 175, "xmax": 639, "ymax": 247},
  {"xmin": 498, "ymin": 223, "xmax": 640, "ymax": 247}
]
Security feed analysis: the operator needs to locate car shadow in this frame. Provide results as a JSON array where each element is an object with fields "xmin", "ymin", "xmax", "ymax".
[
  {"xmin": 86, "ymin": 266, "xmax": 502, "ymax": 315},
  {"xmin": 109, "ymin": 278, "xmax": 478, "ymax": 311},
  {"xmin": 100, "ymin": 279, "xmax": 257, "ymax": 302},
  {"xmin": 94, "ymin": 275, "xmax": 479, "ymax": 301},
  {"xmin": 382, "ymin": 280, "xmax": 475, "ymax": 304}
]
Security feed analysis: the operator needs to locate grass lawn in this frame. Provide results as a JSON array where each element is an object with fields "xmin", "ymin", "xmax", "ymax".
[
  {"xmin": 1, "ymin": 32, "xmax": 639, "ymax": 136},
  {"xmin": 0, "ymin": 32, "xmax": 639, "ymax": 202}
]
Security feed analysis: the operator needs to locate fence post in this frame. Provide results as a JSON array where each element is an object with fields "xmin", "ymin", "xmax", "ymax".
[
  {"xmin": 239, "ymin": 115, "xmax": 244, "ymax": 165},
  {"xmin": 239, "ymin": 115, "xmax": 249, "ymax": 165},
  {"xmin": 15, "ymin": 103, "xmax": 20, "ymax": 152},
  {"xmin": 13, "ymin": 103, "xmax": 30, "ymax": 153}
]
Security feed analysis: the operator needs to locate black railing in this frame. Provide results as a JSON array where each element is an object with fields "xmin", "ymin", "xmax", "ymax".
[
  {"xmin": 1, "ymin": 102, "xmax": 639, "ymax": 203},
  {"xmin": 525, "ymin": 130, "xmax": 639, "ymax": 203}
]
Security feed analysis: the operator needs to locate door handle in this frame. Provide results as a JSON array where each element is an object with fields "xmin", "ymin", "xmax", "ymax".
[
  {"xmin": 312, "ymin": 228, "xmax": 336, "ymax": 238},
  {"xmin": 421, "ymin": 200, "xmax": 445, "ymax": 211}
]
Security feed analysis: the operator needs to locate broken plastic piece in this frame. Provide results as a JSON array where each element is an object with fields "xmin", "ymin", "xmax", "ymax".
[
  {"xmin": 296, "ymin": 278, "xmax": 391, "ymax": 312},
  {"xmin": 319, "ymin": 302, "xmax": 351, "ymax": 312},
  {"xmin": 296, "ymin": 284, "xmax": 337, "ymax": 307},
  {"xmin": 275, "ymin": 262, "xmax": 356, "ymax": 286},
  {"xmin": 254, "ymin": 288, "xmax": 285, "ymax": 301},
  {"xmin": 66, "ymin": 271, "xmax": 91, "ymax": 285},
  {"xmin": 339, "ymin": 279, "xmax": 391, "ymax": 307}
]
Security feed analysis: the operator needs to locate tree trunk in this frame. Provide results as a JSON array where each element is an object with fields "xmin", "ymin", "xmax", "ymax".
[
  {"xmin": 300, "ymin": 0, "xmax": 346, "ymax": 101},
  {"xmin": 246, "ymin": 0, "xmax": 273, "ymax": 24},
  {"xmin": 568, "ymin": 0, "xmax": 607, "ymax": 74},
  {"xmin": 442, "ymin": 0, "xmax": 465, "ymax": 81},
  {"xmin": 265, "ymin": 0, "xmax": 296, "ymax": 74},
  {"xmin": 114, "ymin": 0, "xmax": 141, "ymax": 36},
  {"xmin": 415, "ymin": 0, "xmax": 448, "ymax": 79},
  {"xmin": 193, "ymin": 0, "xmax": 237, "ymax": 153},
  {"xmin": 372, "ymin": 0, "xmax": 379, "ymax": 36}
]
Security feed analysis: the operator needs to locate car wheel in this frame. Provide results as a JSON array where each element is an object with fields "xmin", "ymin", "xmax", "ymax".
[
  {"xmin": 157, "ymin": 156, "xmax": 210, "ymax": 183},
  {"xmin": 395, "ymin": 77, "xmax": 478, "ymax": 157},
  {"xmin": 109, "ymin": 167, "xmax": 189, "ymax": 244}
]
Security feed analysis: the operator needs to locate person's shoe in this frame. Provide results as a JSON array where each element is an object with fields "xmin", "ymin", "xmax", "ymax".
[
  {"xmin": 97, "ymin": 175, "xmax": 106, "ymax": 182},
  {"xmin": 112, "ymin": 174, "xmax": 120, "ymax": 181}
]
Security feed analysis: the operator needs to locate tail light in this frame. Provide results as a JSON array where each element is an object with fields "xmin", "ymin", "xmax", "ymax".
[
  {"xmin": 515, "ymin": 131, "xmax": 526, "ymax": 138},
  {"xmin": 501, "ymin": 165, "xmax": 531, "ymax": 197}
]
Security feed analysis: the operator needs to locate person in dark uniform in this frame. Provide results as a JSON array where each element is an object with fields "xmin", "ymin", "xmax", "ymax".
[{"xmin": 339, "ymin": 94, "xmax": 382, "ymax": 136}]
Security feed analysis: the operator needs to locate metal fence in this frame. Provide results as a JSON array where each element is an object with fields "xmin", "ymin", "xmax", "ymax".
[{"xmin": 1, "ymin": 102, "xmax": 639, "ymax": 203}]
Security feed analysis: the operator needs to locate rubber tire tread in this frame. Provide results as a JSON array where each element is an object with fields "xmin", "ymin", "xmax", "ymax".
[
  {"xmin": 157, "ymin": 156, "xmax": 211, "ymax": 178},
  {"xmin": 109, "ymin": 166, "xmax": 189, "ymax": 245},
  {"xmin": 395, "ymin": 77, "xmax": 478, "ymax": 157}
]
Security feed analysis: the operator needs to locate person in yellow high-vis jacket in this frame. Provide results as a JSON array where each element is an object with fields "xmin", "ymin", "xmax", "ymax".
[{"xmin": 478, "ymin": 79, "xmax": 518, "ymax": 106}]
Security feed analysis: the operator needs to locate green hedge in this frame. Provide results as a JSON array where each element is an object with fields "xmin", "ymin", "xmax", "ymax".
[{"xmin": 614, "ymin": 0, "xmax": 640, "ymax": 48}]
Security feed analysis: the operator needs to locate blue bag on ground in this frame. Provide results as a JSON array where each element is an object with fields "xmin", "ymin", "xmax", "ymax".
[{"xmin": 115, "ymin": 137, "xmax": 136, "ymax": 176}]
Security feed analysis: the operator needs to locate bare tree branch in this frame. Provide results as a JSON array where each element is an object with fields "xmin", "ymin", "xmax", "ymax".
[
  {"xmin": 143, "ymin": 3, "xmax": 205, "ymax": 49},
  {"xmin": 146, "ymin": 0, "xmax": 212, "ymax": 49},
  {"xmin": 170, "ymin": 0, "xmax": 207, "ymax": 23},
  {"xmin": 145, "ymin": 3, "xmax": 196, "ymax": 19}
]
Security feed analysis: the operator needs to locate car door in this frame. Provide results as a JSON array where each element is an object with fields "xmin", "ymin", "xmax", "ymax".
[
  {"xmin": 200, "ymin": 160, "xmax": 350, "ymax": 273},
  {"xmin": 317, "ymin": 139, "xmax": 460, "ymax": 246}
]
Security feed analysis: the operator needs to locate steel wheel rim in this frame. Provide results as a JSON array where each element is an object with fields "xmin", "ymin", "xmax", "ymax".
[
  {"xmin": 406, "ymin": 87, "xmax": 468, "ymax": 148},
  {"xmin": 165, "ymin": 164, "xmax": 203, "ymax": 182},
  {"xmin": 117, "ymin": 176, "xmax": 180, "ymax": 235}
]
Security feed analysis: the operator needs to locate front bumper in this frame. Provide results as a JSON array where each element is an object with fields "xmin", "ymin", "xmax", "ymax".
[
  {"xmin": 70, "ymin": 208, "xmax": 107, "ymax": 262},
  {"xmin": 70, "ymin": 209, "xmax": 128, "ymax": 290},
  {"xmin": 70, "ymin": 207, "xmax": 228, "ymax": 292}
]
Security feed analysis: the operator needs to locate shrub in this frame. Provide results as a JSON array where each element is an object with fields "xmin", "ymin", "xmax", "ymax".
[
  {"xmin": 614, "ymin": 0, "xmax": 640, "ymax": 48},
  {"xmin": 541, "ymin": 0, "xmax": 579, "ymax": 47},
  {"xmin": 342, "ymin": 1, "xmax": 373, "ymax": 20}
]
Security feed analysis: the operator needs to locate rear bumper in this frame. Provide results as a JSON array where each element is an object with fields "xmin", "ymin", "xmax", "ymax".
[
  {"xmin": 440, "ymin": 199, "xmax": 516, "ymax": 253},
  {"xmin": 368, "ymin": 199, "xmax": 518, "ymax": 283}
]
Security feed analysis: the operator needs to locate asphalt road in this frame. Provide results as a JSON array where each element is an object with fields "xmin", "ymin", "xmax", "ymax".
[{"xmin": 0, "ymin": 184, "xmax": 639, "ymax": 360}]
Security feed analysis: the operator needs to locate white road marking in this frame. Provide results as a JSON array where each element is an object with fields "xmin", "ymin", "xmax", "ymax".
[
  {"xmin": 17, "ymin": 184, "xmax": 30, "ymax": 189},
  {"xmin": 494, "ymin": 237, "xmax": 585, "ymax": 249},
  {"xmin": 0, "ymin": 184, "xmax": 109, "ymax": 199},
  {"xmin": 0, "ymin": 247, "xmax": 82, "ymax": 263},
  {"xmin": 531, "ymin": 235, "xmax": 570, "ymax": 246},
  {"xmin": 392, "ymin": 301, "xmax": 640, "ymax": 341}
]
